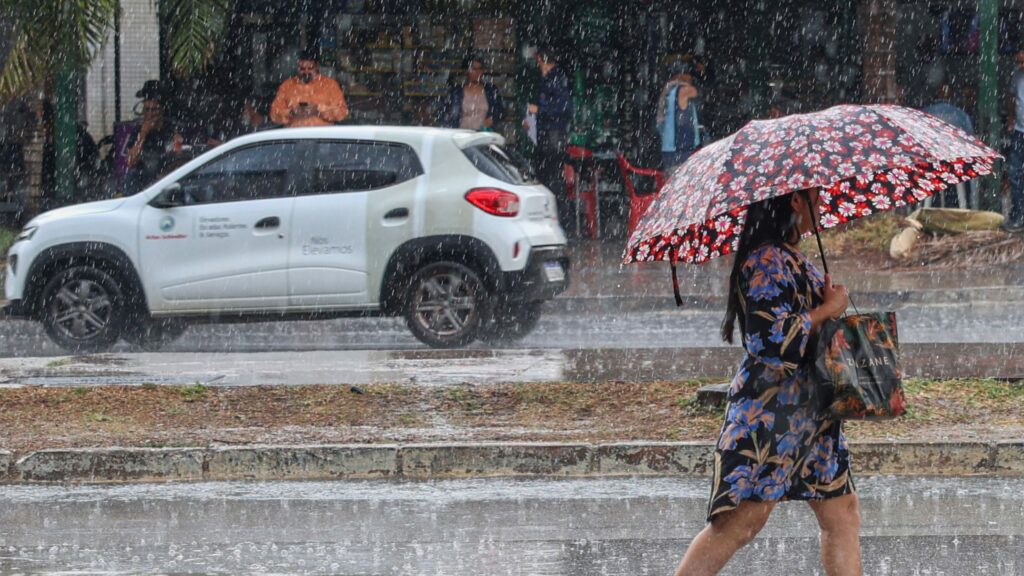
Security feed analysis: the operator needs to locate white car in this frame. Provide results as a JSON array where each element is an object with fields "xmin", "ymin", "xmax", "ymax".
[{"xmin": 3, "ymin": 126, "xmax": 569, "ymax": 351}]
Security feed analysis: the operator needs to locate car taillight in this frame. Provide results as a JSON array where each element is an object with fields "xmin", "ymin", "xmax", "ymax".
[{"xmin": 465, "ymin": 188, "xmax": 520, "ymax": 217}]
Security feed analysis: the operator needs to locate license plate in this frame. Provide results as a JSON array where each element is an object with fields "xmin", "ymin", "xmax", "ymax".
[{"xmin": 543, "ymin": 261, "xmax": 565, "ymax": 283}]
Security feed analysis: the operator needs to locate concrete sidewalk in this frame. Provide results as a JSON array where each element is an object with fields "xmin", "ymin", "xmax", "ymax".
[{"xmin": 2, "ymin": 476, "xmax": 1018, "ymax": 575}]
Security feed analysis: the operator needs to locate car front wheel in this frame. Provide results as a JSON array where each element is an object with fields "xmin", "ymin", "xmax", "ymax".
[
  {"xmin": 40, "ymin": 266, "xmax": 126, "ymax": 353},
  {"xmin": 404, "ymin": 261, "xmax": 487, "ymax": 348}
]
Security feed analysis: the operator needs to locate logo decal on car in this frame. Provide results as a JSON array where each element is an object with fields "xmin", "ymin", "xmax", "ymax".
[{"xmin": 159, "ymin": 216, "xmax": 175, "ymax": 232}]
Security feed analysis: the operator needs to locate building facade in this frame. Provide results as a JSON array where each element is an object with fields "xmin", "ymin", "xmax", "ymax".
[{"xmin": 69, "ymin": 0, "xmax": 1020, "ymax": 207}]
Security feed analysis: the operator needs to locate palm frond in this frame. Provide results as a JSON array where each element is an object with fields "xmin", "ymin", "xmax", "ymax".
[
  {"xmin": 0, "ymin": 0, "xmax": 117, "ymax": 97},
  {"xmin": 0, "ymin": 0, "xmax": 229, "ymax": 99},
  {"xmin": 159, "ymin": 0, "xmax": 231, "ymax": 76},
  {"xmin": 0, "ymin": 32, "xmax": 37, "ymax": 98}
]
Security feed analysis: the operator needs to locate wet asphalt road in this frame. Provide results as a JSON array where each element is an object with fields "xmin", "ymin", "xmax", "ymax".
[
  {"xmin": 5, "ymin": 300, "xmax": 1024, "ymax": 387},
  {"xmin": 2, "ymin": 300, "xmax": 1024, "ymax": 358},
  {"xmin": 0, "ymin": 476, "xmax": 1020, "ymax": 575}
]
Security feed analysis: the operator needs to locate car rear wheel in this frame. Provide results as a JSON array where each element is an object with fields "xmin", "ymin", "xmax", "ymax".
[
  {"xmin": 122, "ymin": 317, "xmax": 188, "ymax": 351},
  {"xmin": 404, "ymin": 262, "xmax": 487, "ymax": 348},
  {"xmin": 479, "ymin": 301, "xmax": 543, "ymax": 344},
  {"xmin": 40, "ymin": 266, "xmax": 126, "ymax": 353}
]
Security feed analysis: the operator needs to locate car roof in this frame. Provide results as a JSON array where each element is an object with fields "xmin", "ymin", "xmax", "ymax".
[
  {"xmin": 225, "ymin": 125, "xmax": 504, "ymax": 149},
  {"xmin": 140, "ymin": 126, "xmax": 506, "ymax": 198}
]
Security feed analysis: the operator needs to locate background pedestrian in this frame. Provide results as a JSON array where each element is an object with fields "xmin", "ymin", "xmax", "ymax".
[
  {"xmin": 270, "ymin": 51, "xmax": 349, "ymax": 128},
  {"xmin": 922, "ymin": 84, "xmax": 975, "ymax": 208},
  {"xmin": 1007, "ymin": 49, "xmax": 1024, "ymax": 229},
  {"xmin": 124, "ymin": 81, "xmax": 180, "ymax": 194},
  {"xmin": 656, "ymin": 64, "xmax": 702, "ymax": 173},
  {"xmin": 440, "ymin": 57, "xmax": 505, "ymax": 131},
  {"xmin": 528, "ymin": 47, "xmax": 574, "ymax": 238}
]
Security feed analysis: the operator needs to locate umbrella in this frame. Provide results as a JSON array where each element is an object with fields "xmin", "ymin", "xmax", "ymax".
[{"xmin": 623, "ymin": 104, "xmax": 1000, "ymax": 268}]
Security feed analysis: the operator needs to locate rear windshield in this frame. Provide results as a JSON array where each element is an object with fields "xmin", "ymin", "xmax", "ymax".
[{"xmin": 462, "ymin": 143, "xmax": 536, "ymax": 185}]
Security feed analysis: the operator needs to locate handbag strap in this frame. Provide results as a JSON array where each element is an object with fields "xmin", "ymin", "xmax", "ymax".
[{"xmin": 805, "ymin": 191, "xmax": 860, "ymax": 316}]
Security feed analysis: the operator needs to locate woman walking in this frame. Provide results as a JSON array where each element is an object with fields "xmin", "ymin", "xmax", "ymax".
[{"xmin": 674, "ymin": 188, "xmax": 862, "ymax": 576}]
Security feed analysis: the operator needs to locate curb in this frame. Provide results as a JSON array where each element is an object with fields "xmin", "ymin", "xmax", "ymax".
[{"xmin": 0, "ymin": 442, "xmax": 1021, "ymax": 484}]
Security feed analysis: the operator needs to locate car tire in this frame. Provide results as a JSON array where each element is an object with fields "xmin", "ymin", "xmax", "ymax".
[
  {"xmin": 479, "ymin": 301, "xmax": 543, "ymax": 344},
  {"xmin": 122, "ymin": 317, "xmax": 188, "ymax": 351},
  {"xmin": 39, "ymin": 265, "xmax": 126, "ymax": 354},
  {"xmin": 404, "ymin": 261, "xmax": 488, "ymax": 348}
]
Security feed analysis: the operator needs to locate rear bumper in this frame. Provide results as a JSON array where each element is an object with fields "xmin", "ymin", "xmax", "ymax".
[
  {"xmin": 1, "ymin": 299, "xmax": 26, "ymax": 319},
  {"xmin": 499, "ymin": 245, "xmax": 570, "ymax": 302}
]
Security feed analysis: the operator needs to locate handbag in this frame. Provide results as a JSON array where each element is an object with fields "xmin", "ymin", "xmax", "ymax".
[
  {"xmin": 812, "ymin": 311, "xmax": 907, "ymax": 420},
  {"xmin": 804, "ymin": 198, "xmax": 907, "ymax": 421}
]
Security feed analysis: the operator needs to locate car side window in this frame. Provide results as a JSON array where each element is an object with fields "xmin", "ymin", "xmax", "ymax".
[
  {"xmin": 177, "ymin": 142, "xmax": 297, "ymax": 205},
  {"xmin": 305, "ymin": 141, "xmax": 423, "ymax": 195}
]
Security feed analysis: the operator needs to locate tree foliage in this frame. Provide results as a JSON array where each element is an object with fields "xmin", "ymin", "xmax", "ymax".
[
  {"xmin": 0, "ymin": 0, "xmax": 231, "ymax": 99},
  {"xmin": 159, "ymin": 0, "xmax": 231, "ymax": 77},
  {"xmin": 0, "ymin": 0, "xmax": 118, "ymax": 97}
]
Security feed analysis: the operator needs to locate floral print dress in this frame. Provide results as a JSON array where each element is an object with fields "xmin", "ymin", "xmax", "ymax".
[{"xmin": 707, "ymin": 242, "xmax": 854, "ymax": 522}]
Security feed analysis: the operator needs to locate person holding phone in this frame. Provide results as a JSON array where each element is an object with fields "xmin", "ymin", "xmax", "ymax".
[{"xmin": 271, "ymin": 50, "xmax": 349, "ymax": 128}]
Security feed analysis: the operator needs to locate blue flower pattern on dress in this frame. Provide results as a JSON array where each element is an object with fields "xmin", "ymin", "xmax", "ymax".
[
  {"xmin": 754, "ymin": 466, "xmax": 793, "ymax": 500},
  {"xmin": 768, "ymin": 304, "xmax": 794, "ymax": 344},
  {"xmin": 723, "ymin": 463, "xmax": 761, "ymax": 503},
  {"xmin": 729, "ymin": 366, "xmax": 750, "ymax": 396},
  {"xmin": 745, "ymin": 332, "xmax": 765, "ymax": 356},
  {"xmin": 777, "ymin": 377, "xmax": 802, "ymax": 406},
  {"xmin": 708, "ymin": 243, "xmax": 854, "ymax": 522},
  {"xmin": 718, "ymin": 398, "xmax": 776, "ymax": 451},
  {"xmin": 806, "ymin": 437, "xmax": 840, "ymax": 484},
  {"xmin": 775, "ymin": 431, "xmax": 802, "ymax": 458}
]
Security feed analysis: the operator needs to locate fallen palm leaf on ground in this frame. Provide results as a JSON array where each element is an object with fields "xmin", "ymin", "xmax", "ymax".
[{"xmin": 890, "ymin": 229, "xmax": 1024, "ymax": 268}]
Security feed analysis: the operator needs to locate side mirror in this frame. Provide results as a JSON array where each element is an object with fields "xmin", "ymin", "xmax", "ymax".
[{"xmin": 150, "ymin": 183, "xmax": 184, "ymax": 208}]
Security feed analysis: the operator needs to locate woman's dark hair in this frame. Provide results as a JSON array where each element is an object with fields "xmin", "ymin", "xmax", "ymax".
[{"xmin": 720, "ymin": 194, "xmax": 800, "ymax": 344}]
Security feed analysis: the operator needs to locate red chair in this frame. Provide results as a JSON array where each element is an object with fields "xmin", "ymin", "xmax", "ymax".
[
  {"xmin": 615, "ymin": 151, "xmax": 666, "ymax": 237},
  {"xmin": 564, "ymin": 145, "xmax": 600, "ymax": 239}
]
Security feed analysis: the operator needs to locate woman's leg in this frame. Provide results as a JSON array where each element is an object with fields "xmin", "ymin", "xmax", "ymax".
[
  {"xmin": 808, "ymin": 493, "xmax": 862, "ymax": 576},
  {"xmin": 673, "ymin": 500, "xmax": 775, "ymax": 576}
]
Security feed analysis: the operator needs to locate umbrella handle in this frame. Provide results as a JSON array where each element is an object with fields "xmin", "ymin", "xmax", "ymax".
[
  {"xmin": 670, "ymin": 257, "xmax": 684, "ymax": 307},
  {"xmin": 806, "ymin": 196, "xmax": 830, "ymax": 276},
  {"xmin": 805, "ymin": 193, "xmax": 859, "ymax": 316}
]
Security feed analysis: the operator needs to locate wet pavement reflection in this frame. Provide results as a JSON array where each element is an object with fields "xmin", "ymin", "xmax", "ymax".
[
  {"xmin": 0, "ymin": 476, "xmax": 1020, "ymax": 575},
  {"xmin": 4, "ymin": 343, "xmax": 1024, "ymax": 388}
]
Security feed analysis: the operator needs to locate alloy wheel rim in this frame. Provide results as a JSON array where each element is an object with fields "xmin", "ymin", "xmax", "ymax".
[
  {"xmin": 48, "ymin": 278, "xmax": 112, "ymax": 341},
  {"xmin": 413, "ymin": 271, "xmax": 477, "ymax": 337}
]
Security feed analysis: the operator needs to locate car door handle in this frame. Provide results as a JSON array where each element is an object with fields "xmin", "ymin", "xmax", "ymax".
[
  {"xmin": 384, "ymin": 207, "xmax": 409, "ymax": 219},
  {"xmin": 255, "ymin": 216, "xmax": 280, "ymax": 229}
]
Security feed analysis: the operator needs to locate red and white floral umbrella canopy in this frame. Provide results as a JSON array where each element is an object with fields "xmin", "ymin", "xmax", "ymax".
[{"xmin": 623, "ymin": 104, "xmax": 1000, "ymax": 264}]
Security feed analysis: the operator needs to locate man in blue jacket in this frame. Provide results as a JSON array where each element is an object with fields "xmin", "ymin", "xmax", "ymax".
[{"xmin": 529, "ymin": 47, "xmax": 574, "ymax": 237}]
